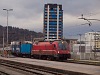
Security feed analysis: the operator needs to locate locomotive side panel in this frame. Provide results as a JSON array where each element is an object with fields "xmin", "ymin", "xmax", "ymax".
[{"xmin": 32, "ymin": 44, "xmax": 57, "ymax": 55}]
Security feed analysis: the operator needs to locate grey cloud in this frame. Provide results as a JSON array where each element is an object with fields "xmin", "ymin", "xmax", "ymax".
[
  {"xmin": 0, "ymin": 0, "xmax": 100, "ymax": 37},
  {"xmin": 46, "ymin": 0, "xmax": 100, "ymax": 16},
  {"xmin": 64, "ymin": 23, "xmax": 100, "ymax": 38}
]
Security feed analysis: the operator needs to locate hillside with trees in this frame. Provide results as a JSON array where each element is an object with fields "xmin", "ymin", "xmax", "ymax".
[{"xmin": 0, "ymin": 25, "xmax": 43, "ymax": 45}]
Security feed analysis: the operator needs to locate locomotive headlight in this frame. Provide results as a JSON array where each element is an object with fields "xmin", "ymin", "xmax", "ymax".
[{"xmin": 58, "ymin": 51, "xmax": 59, "ymax": 53}]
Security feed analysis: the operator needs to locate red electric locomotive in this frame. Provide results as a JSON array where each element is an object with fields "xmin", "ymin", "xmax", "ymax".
[{"xmin": 32, "ymin": 40, "xmax": 70, "ymax": 60}]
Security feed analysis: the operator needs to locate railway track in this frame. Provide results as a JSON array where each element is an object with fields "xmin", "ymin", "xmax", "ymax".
[
  {"xmin": 0, "ymin": 71, "xmax": 10, "ymax": 75},
  {"xmin": 0, "ymin": 59, "xmax": 67, "ymax": 75}
]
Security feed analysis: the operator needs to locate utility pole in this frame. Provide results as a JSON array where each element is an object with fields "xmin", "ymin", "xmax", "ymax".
[
  {"xmin": 3, "ymin": 27, "xmax": 4, "ymax": 56},
  {"xmin": 90, "ymin": 33, "xmax": 92, "ymax": 60},
  {"xmin": 94, "ymin": 32, "xmax": 96, "ymax": 60},
  {"xmin": 3, "ymin": 9, "xmax": 13, "ymax": 47},
  {"xmin": 94, "ymin": 32, "xmax": 98, "ymax": 60},
  {"xmin": 78, "ymin": 34, "xmax": 82, "ymax": 60}
]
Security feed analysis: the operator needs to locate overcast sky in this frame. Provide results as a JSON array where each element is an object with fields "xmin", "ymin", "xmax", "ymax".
[{"xmin": 0, "ymin": 0, "xmax": 100, "ymax": 38}]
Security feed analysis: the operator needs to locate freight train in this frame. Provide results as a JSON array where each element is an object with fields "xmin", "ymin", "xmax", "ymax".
[{"xmin": 11, "ymin": 40, "xmax": 71, "ymax": 60}]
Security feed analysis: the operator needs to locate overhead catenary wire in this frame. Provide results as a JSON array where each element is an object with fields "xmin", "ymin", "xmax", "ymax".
[{"xmin": 79, "ymin": 14, "xmax": 100, "ymax": 22}]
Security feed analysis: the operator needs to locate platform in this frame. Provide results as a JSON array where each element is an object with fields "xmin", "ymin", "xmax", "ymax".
[{"xmin": 0, "ymin": 57, "xmax": 100, "ymax": 75}]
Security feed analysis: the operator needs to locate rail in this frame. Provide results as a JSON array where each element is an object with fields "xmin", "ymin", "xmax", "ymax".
[
  {"xmin": 0, "ymin": 71, "xmax": 10, "ymax": 75},
  {"xmin": 0, "ymin": 59, "xmax": 66, "ymax": 75},
  {"xmin": 0, "ymin": 59, "xmax": 91, "ymax": 75}
]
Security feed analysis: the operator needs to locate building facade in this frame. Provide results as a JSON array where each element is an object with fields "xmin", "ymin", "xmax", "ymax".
[
  {"xmin": 71, "ymin": 32, "xmax": 100, "ymax": 60},
  {"xmin": 85, "ymin": 32, "xmax": 100, "ymax": 51},
  {"xmin": 43, "ymin": 4, "xmax": 63, "ymax": 41}
]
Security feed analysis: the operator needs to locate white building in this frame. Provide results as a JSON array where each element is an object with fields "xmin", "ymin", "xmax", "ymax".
[
  {"xmin": 85, "ymin": 32, "xmax": 100, "ymax": 51},
  {"xmin": 72, "ymin": 32, "xmax": 100, "ymax": 60}
]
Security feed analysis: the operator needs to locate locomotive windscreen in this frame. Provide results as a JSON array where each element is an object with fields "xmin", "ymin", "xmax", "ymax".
[{"xmin": 58, "ymin": 41, "xmax": 67, "ymax": 50}]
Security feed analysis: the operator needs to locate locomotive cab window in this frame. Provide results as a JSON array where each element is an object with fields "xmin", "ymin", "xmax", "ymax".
[{"xmin": 58, "ymin": 41, "xmax": 67, "ymax": 50}]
